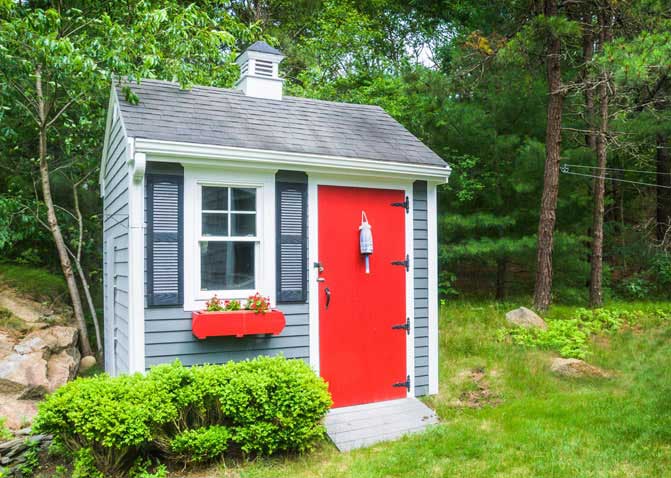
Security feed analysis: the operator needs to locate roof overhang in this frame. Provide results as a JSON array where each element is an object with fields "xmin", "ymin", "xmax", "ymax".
[
  {"xmin": 134, "ymin": 138, "xmax": 451, "ymax": 183},
  {"xmin": 133, "ymin": 138, "xmax": 451, "ymax": 183}
]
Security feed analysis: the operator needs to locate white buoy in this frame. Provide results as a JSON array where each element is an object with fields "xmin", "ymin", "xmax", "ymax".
[{"xmin": 359, "ymin": 211, "xmax": 373, "ymax": 274}]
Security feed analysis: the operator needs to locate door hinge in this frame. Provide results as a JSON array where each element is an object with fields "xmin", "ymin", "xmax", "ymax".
[
  {"xmin": 393, "ymin": 375, "xmax": 411, "ymax": 392},
  {"xmin": 390, "ymin": 196, "xmax": 409, "ymax": 213},
  {"xmin": 391, "ymin": 317, "xmax": 410, "ymax": 335},
  {"xmin": 391, "ymin": 254, "xmax": 410, "ymax": 272}
]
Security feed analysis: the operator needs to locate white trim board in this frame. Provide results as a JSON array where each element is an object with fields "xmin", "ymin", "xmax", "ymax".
[
  {"xmin": 307, "ymin": 174, "xmax": 415, "ymax": 398},
  {"xmin": 127, "ymin": 147, "xmax": 146, "ymax": 373},
  {"xmin": 427, "ymin": 184, "xmax": 439, "ymax": 394},
  {"xmin": 134, "ymin": 138, "xmax": 451, "ymax": 182}
]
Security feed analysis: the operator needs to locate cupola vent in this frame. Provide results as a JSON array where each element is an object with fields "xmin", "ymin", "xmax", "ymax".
[{"xmin": 235, "ymin": 41, "xmax": 285, "ymax": 100}]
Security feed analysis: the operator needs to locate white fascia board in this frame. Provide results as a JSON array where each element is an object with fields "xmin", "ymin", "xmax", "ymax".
[
  {"xmin": 99, "ymin": 89, "xmax": 116, "ymax": 198},
  {"xmin": 133, "ymin": 138, "xmax": 451, "ymax": 182},
  {"xmin": 100, "ymin": 86, "xmax": 130, "ymax": 197}
]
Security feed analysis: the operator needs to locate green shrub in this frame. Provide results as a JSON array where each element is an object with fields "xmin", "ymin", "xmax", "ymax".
[
  {"xmin": 617, "ymin": 275, "xmax": 652, "ymax": 300},
  {"xmin": 170, "ymin": 426, "xmax": 231, "ymax": 463},
  {"xmin": 500, "ymin": 308, "xmax": 639, "ymax": 359},
  {"xmin": 35, "ymin": 356, "xmax": 331, "ymax": 477}
]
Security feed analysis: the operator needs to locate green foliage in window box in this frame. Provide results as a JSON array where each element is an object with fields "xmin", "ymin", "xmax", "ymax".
[{"xmin": 34, "ymin": 356, "xmax": 332, "ymax": 478}]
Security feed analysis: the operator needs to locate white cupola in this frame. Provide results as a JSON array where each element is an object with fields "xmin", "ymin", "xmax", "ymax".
[{"xmin": 235, "ymin": 41, "xmax": 285, "ymax": 100}]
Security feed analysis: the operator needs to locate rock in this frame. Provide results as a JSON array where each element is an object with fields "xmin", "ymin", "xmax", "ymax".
[
  {"xmin": 79, "ymin": 355, "xmax": 97, "ymax": 373},
  {"xmin": 47, "ymin": 349, "xmax": 80, "ymax": 391},
  {"xmin": 550, "ymin": 358, "xmax": 610, "ymax": 378},
  {"xmin": 0, "ymin": 352, "xmax": 48, "ymax": 396},
  {"xmin": 505, "ymin": 307, "xmax": 547, "ymax": 330},
  {"xmin": 14, "ymin": 326, "xmax": 78, "ymax": 356},
  {"xmin": 0, "ymin": 289, "xmax": 46, "ymax": 324},
  {"xmin": 0, "ymin": 331, "xmax": 16, "ymax": 360},
  {"xmin": 0, "ymin": 394, "xmax": 38, "ymax": 430}
]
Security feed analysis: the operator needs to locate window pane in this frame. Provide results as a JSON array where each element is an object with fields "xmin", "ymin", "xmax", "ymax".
[
  {"xmin": 202, "ymin": 213, "xmax": 228, "ymax": 236},
  {"xmin": 231, "ymin": 188, "xmax": 255, "ymax": 211},
  {"xmin": 201, "ymin": 242, "xmax": 255, "ymax": 290},
  {"xmin": 202, "ymin": 186, "xmax": 228, "ymax": 210},
  {"xmin": 231, "ymin": 213, "xmax": 256, "ymax": 236}
]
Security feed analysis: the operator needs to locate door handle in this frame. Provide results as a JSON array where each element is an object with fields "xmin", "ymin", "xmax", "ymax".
[{"xmin": 324, "ymin": 287, "xmax": 331, "ymax": 309}]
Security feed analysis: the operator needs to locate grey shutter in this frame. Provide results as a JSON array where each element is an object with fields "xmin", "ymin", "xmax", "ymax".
[
  {"xmin": 276, "ymin": 181, "xmax": 307, "ymax": 303},
  {"xmin": 147, "ymin": 174, "xmax": 183, "ymax": 307}
]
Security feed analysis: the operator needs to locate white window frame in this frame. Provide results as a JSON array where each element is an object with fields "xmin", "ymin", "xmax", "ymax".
[{"xmin": 183, "ymin": 166, "xmax": 276, "ymax": 311}]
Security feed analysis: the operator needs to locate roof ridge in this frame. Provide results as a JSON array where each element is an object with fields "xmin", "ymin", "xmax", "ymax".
[{"xmin": 115, "ymin": 78, "xmax": 383, "ymax": 110}]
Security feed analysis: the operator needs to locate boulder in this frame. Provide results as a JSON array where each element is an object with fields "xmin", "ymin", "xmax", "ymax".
[
  {"xmin": 550, "ymin": 358, "xmax": 610, "ymax": 378},
  {"xmin": 79, "ymin": 355, "xmax": 97, "ymax": 373},
  {"xmin": 47, "ymin": 349, "xmax": 80, "ymax": 391},
  {"xmin": 0, "ymin": 326, "xmax": 79, "ymax": 398},
  {"xmin": 0, "ymin": 289, "xmax": 45, "ymax": 323},
  {"xmin": 505, "ymin": 307, "xmax": 547, "ymax": 330},
  {"xmin": 0, "ymin": 352, "xmax": 48, "ymax": 396},
  {"xmin": 14, "ymin": 326, "xmax": 78, "ymax": 356},
  {"xmin": 0, "ymin": 394, "xmax": 38, "ymax": 430},
  {"xmin": 0, "ymin": 331, "xmax": 16, "ymax": 360}
]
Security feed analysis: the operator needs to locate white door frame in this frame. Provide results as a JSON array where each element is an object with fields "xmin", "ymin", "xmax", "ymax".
[{"xmin": 307, "ymin": 173, "xmax": 415, "ymax": 398}]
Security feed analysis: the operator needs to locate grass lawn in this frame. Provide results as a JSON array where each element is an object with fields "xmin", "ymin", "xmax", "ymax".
[{"xmin": 193, "ymin": 300, "xmax": 671, "ymax": 478}]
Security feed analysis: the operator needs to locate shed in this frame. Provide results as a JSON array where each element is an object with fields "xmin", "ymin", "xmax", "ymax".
[{"xmin": 101, "ymin": 41, "xmax": 450, "ymax": 408}]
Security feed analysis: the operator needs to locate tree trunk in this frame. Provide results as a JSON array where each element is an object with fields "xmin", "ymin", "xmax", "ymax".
[
  {"xmin": 73, "ymin": 182, "xmax": 102, "ymax": 354},
  {"xmin": 533, "ymin": 0, "xmax": 565, "ymax": 312},
  {"xmin": 35, "ymin": 68, "xmax": 93, "ymax": 357},
  {"xmin": 656, "ymin": 134, "xmax": 671, "ymax": 242},
  {"xmin": 582, "ymin": 18, "xmax": 596, "ymax": 150},
  {"xmin": 589, "ymin": 10, "xmax": 611, "ymax": 308}
]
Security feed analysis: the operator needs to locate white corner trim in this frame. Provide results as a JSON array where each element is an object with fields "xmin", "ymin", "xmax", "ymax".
[
  {"xmin": 127, "ymin": 146, "xmax": 146, "ymax": 373},
  {"xmin": 427, "ymin": 184, "xmax": 439, "ymax": 394},
  {"xmin": 135, "ymin": 138, "xmax": 451, "ymax": 182}
]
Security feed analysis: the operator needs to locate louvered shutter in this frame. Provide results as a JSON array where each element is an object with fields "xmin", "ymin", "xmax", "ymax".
[
  {"xmin": 147, "ymin": 174, "xmax": 183, "ymax": 307},
  {"xmin": 276, "ymin": 181, "xmax": 307, "ymax": 303}
]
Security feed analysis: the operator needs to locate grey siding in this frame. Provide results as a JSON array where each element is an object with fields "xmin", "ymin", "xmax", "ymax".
[
  {"xmin": 413, "ymin": 181, "xmax": 429, "ymax": 396},
  {"xmin": 103, "ymin": 106, "xmax": 130, "ymax": 375},
  {"xmin": 144, "ymin": 303, "xmax": 309, "ymax": 368}
]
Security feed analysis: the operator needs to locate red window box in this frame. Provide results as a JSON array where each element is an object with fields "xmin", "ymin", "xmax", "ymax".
[{"xmin": 191, "ymin": 309, "xmax": 286, "ymax": 339}]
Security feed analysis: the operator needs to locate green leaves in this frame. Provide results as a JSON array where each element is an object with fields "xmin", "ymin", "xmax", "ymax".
[
  {"xmin": 35, "ymin": 357, "xmax": 332, "ymax": 476},
  {"xmin": 501, "ymin": 307, "xmax": 639, "ymax": 359}
]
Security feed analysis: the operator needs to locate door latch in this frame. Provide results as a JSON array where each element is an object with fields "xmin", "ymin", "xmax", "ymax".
[
  {"xmin": 392, "ymin": 375, "xmax": 411, "ymax": 392},
  {"xmin": 324, "ymin": 287, "xmax": 331, "ymax": 309},
  {"xmin": 391, "ymin": 254, "xmax": 410, "ymax": 272},
  {"xmin": 390, "ymin": 196, "xmax": 409, "ymax": 213},
  {"xmin": 391, "ymin": 318, "xmax": 410, "ymax": 335}
]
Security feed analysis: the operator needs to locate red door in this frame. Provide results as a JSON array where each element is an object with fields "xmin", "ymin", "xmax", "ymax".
[{"xmin": 318, "ymin": 185, "xmax": 407, "ymax": 408}]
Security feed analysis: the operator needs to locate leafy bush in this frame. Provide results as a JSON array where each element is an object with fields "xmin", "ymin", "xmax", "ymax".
[
  {"xmin": 35, "ymin": 356, "xmax": 331, "ymax": 477},
  {"xmin": 617, "ymin": 276, "xmax": 652, "ymax": 300},
  {"xmin": 500, "ymin": 308, "xmax": 639, "ymax": 359},
  {"xmin": 170, "ymin": 426, "xmax": 231, "ymax": 463}
]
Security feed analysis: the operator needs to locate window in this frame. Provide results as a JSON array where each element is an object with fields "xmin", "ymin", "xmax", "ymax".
[
  {"xmin": 184, "ymin": 168, "xmax": 275, "ymax": 311},
  {"xmin": 199, "ymin": 186, "xmax": 258, "ymax": 292}
]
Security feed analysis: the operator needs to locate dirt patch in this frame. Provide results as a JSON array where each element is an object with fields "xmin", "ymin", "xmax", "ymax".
[
  {"xmin": 0, "ymin": 285, "xmax": 71, "ymax": 330},
  {"xmin": 452, "ymin": 367, "xmax": 502, "ymax": 409}
]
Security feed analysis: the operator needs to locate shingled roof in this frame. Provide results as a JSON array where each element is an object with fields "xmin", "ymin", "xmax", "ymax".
[{"xmin": 115, "ymin": 79, "xmax": 447, "ymax": 167}]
